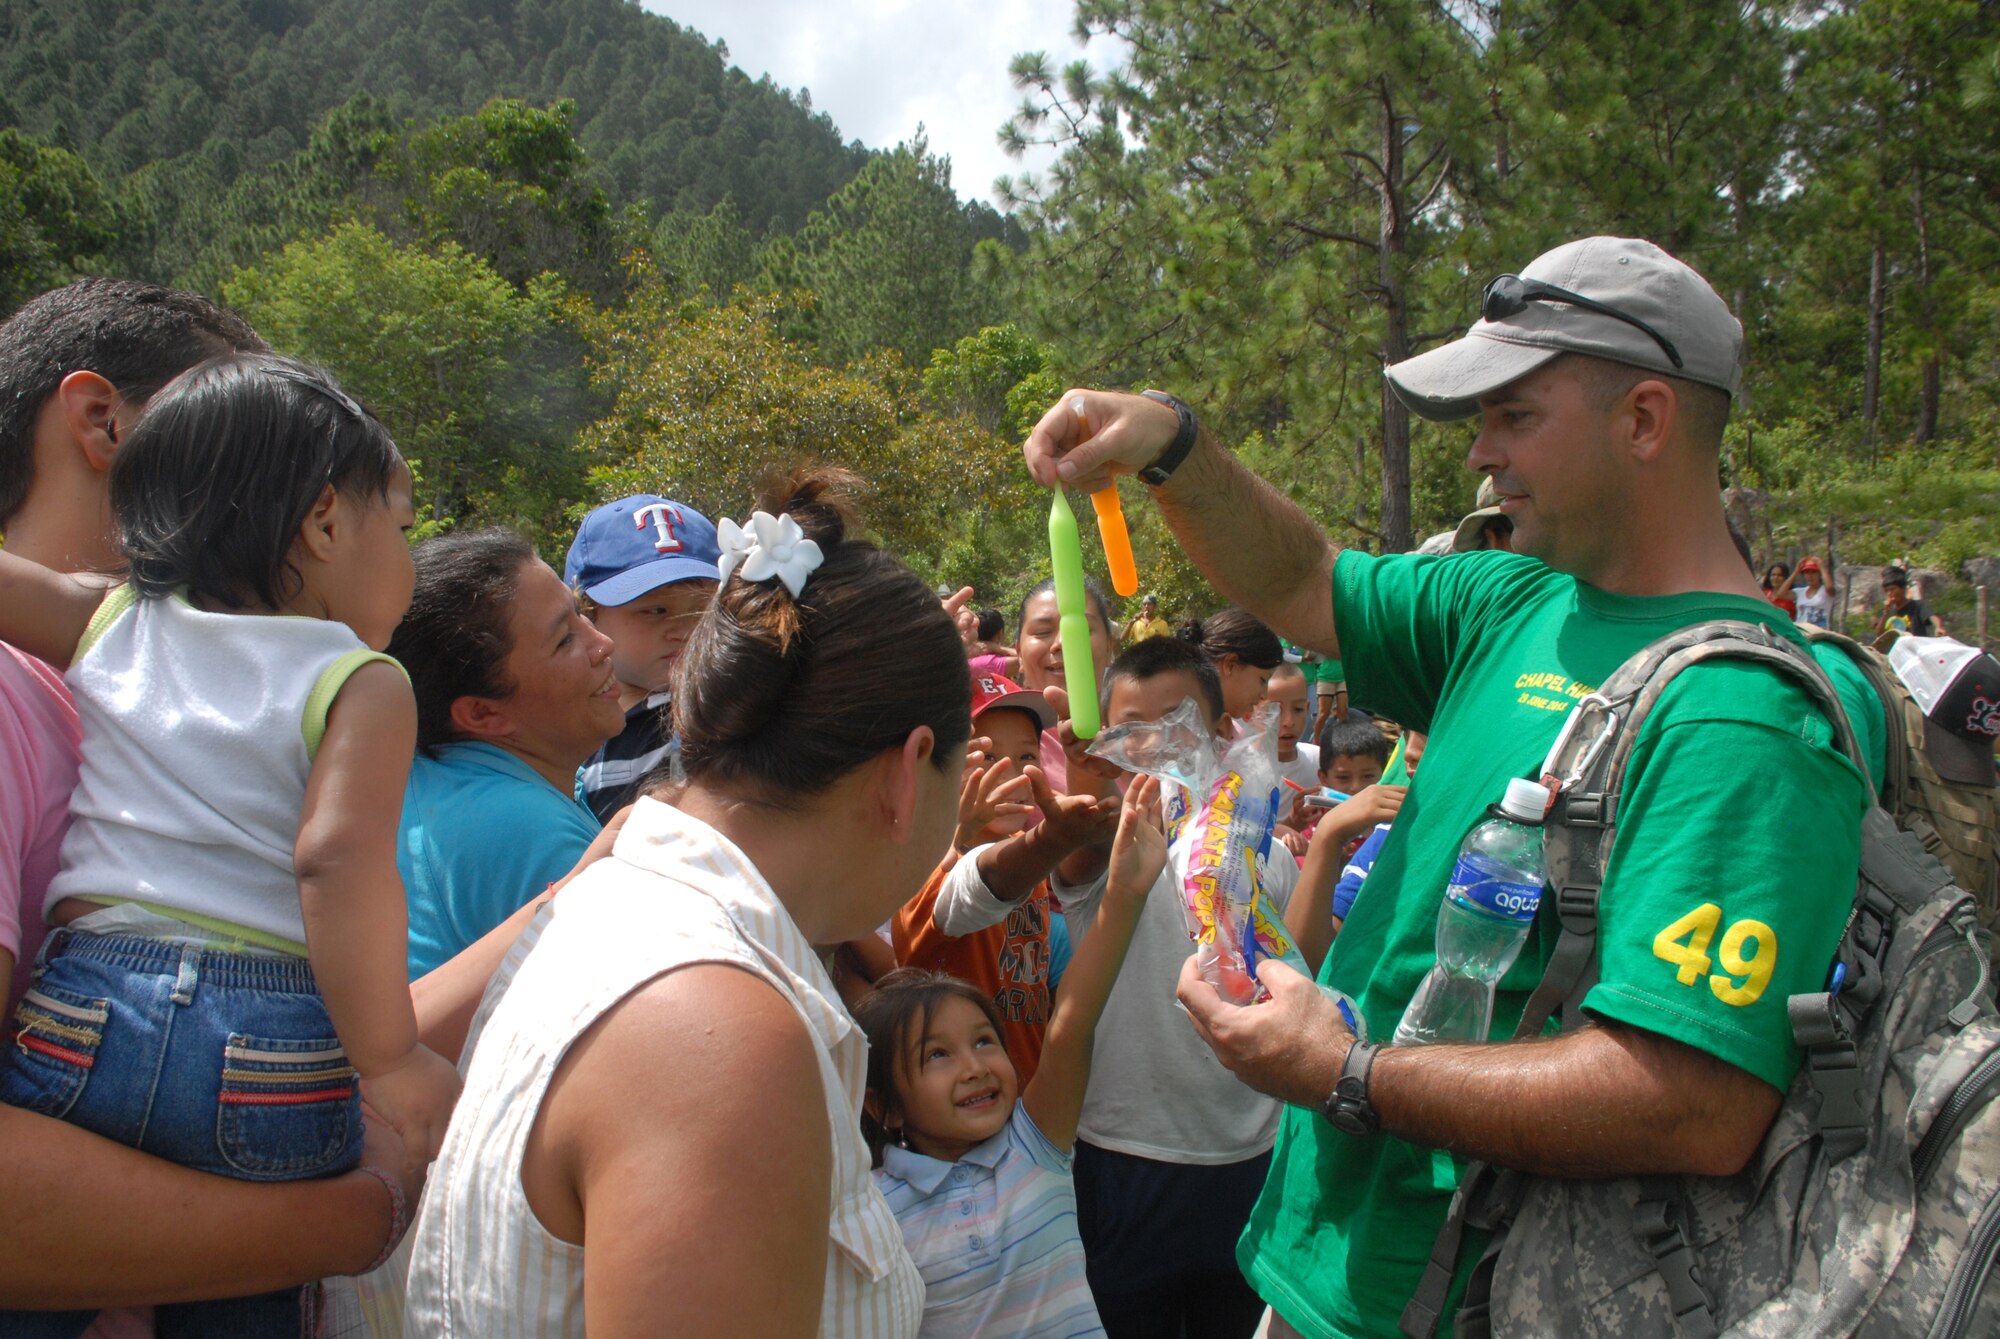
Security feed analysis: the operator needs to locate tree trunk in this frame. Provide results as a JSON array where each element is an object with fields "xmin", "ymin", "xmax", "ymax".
[
  {"xmin": 1491, "ymin": 0, "xmax": 1509, "ymax": 182},
  {"xmin": 1912, "ymin": 175, "xmax": 1939, "ymax": 445},
  {"xmin": 1353, "ymin": 431, "xmax": 1372, "ymax": 545},
  {"xmin": 1729, "ymin": 183, "xmax": 1753, "ymax": 477},
  {"xmin": 1377, "ymin": 80, "xmax": 1414, "ymax": 554},
  {"xmin": 1863, "ymin": 239, "xmax": 1885, "ymax": 451}
]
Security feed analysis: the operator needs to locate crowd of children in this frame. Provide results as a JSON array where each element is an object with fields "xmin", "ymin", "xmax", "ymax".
[{"xmin": 0, "ymin": 286, "xmax": 1445, "ymax": 1339}]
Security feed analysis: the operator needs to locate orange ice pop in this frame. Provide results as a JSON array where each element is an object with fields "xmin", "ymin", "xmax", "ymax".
[{"xmin": 1070, "ymin": 397, "xmax": 1140, "ymax": 597}]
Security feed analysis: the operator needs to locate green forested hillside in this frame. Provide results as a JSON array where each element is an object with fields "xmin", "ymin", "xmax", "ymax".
[{"xmin": 0, "ymin": 0, "xmax": 866, "ymax": 241}]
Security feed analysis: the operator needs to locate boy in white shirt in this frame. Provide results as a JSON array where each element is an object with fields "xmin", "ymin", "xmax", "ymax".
[
  {"xmin": 1266, "ymin": 662, "xmax": 1320, "ymax": 820},
  {"xmin": 1059, "ymin": 637, "xmax": 1296, "ymax": 1337}
]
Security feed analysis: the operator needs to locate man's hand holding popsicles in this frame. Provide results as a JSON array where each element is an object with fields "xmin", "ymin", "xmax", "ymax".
[{"xmin": 1043, "ymin": 396, "xmax": 1148, "ymax": 742}]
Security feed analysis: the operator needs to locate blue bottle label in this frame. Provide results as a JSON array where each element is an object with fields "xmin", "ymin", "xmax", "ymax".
[
  {"xmin": 1319, "ymin": 985, "xmax": 1369, "ymax": 1045},
  {"xmin": 1448, "ymin": 855, "xmax": 1542, "ymax": 923}
]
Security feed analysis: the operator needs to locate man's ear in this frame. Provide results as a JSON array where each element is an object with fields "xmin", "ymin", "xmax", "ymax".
[
  {"xmin": 448, "ymin": 693, "xmax": 514, "ymax": 744},
  {"xmin": 1624, "ymin": 378, "xmax": 1676, "ymax": 464},
  {"xmin": 54, "ymin": 371, "xmax": 129, "ymax": 473},
  {"xmin": 878, "ymin": 726, "xmax": 937, "ymax": 844}
]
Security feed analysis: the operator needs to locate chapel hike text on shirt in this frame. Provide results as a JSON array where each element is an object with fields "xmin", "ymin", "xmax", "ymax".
[{"xmin": 1512, "ymin": 671, "xmax": 1594, "ymax": 714}]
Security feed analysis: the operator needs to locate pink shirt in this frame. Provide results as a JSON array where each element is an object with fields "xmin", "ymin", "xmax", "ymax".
[
  {"xmin": 0, "ymin": 643, "xmax": 79, "ymax": 1011},
  {"xmin": 0, "ymin": 644, "xmax": 150, "ymax": 1338},
  {"xmin": 1038, "ymin": 727, "xmax": 1069, "ymax": 794}
]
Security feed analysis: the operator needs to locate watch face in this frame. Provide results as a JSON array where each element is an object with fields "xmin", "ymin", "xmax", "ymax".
[
  {"xmin": 1323, "ymin": 1042, "xmax": 1377, "ymax": 1135},
  {"xmin": 1327, "ymin": 1103, "xmax": 1374, "ymax": 1136}
]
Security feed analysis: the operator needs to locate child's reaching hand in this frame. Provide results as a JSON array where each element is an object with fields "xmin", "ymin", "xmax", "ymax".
[
  {"xmin": 1023, "ymin": 765, "xmax": 1123, "ymax": 854},
  {"xmin": 1014, "ymin": 773, "xmax": 1164, "ymax": 1154},
  {"xmin": 360, "ymin": 1042, "xmax": 462, "ymax": 1171},
  {"xmin": 957, "ymin": 751, "xmax": 1034, "ymax": 849},
  {"xmin": 1310, "ymin": 783, "xmax": 1408, "ymax": 853},
  {"xmin": 1286, "ymin": 784, "xmax": 1408, "ymax": 975},
  {"xmin": 1107, "ymin": 776, "xmax": 1167, "ymax": 901}
]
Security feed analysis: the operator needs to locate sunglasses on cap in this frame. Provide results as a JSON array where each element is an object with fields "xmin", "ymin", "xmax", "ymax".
[{"xmin": 1482, "ymin": 274, "xmax": 1684, "ymax": 370}]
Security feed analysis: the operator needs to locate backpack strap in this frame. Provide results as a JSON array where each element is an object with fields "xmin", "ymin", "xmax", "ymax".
[
  {"xmin": 1798, "ymin": 623, "xmax": 1912, "ymax": 802},
  {"xmin": 1515, "ymin": 622, "xmax": 1866, "ymax": 1038},
  {"xmin": 1400, "ymin": 620, "xmax": 1867, "ymax": 1339},
  {"xmin": 1634, "ymin": 1176, "xmax": 1721, "ymax": 1339}
]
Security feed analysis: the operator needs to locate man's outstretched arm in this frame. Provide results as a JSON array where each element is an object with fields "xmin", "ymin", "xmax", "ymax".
[{"xmin": 1023, "ymin": 390, "xmax": 1342, "ymax": 657}]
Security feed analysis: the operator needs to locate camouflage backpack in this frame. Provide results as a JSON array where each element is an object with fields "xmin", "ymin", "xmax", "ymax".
[
  {"xmin": 1800, "ymin": 625, "xmax": 2000, "ymax": 963},
  {"xmin": 1399, "ymin": 621, "xmax": 2000, "ymax": 1339}
]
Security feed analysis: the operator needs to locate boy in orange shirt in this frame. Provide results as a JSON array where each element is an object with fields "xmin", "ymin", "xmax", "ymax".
[{"xmin": 892, "ymin": 673, "xmax": 1118, "ymax": 1084}]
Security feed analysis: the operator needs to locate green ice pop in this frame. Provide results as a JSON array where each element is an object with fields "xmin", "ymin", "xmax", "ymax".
[{"xmin": 1047, "ymin": 489, "xmax": 1101, "ymax": 739}]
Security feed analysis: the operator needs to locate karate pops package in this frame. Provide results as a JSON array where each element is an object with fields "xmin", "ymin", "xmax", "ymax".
[{"xmin": 1086, "ymin": 698, "xmax": 1304, "ymax": 1004}]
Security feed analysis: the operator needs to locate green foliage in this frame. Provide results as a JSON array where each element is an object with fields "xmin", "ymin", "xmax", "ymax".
[
  {"xmin": 578, "ymin": 279, "xmax": 893, "ymax": 526},
  {"xmin": 126, "ymin": 93, "xmax": 401, "ymax": 295},
  {"xmin": 1741, "ymin": 416, "xmax": 2000, "ymax": 575},
  {"xmin": 117, "ymin": 95, "xmax": 632, "ymax": 302},
  {"xmin": 385, "ymin": 99, "xmax": 623, "ymax": 300},
  {"xmin": 0, "ymin": 0, "xmax": 867, "ymax": 258},
  {"xmin": 921, "ymin": 324, "xmax": 1065, "ymax": 442},
  {"xmin": 786, "ymin": 137, "xmax": 1003, "ymax": 367},
  {"xmin": 653, "ymin": 198, "xmax": 760, "ymax": 299},
  {"xmin": 1000, "ymin": 0, "xmax": 1498, "ymax": 553},
  {"xmin": 0, "ymin": 128, "xmax": 119, "ymax": 308},
  {"xmin": 222, "ymin": 221, "xmax": 592, "ymax": 541},
  {"xmin": 1761, "ymin": 0, "xmax": 2000, "ymax": 444},
  {"xmin": 577, "ymin": 266, "xmax": 1030, "ymax": 575},
  {"xmin": 1003, "ymin": 0, "xmax": 2000, "ymax": 560}
]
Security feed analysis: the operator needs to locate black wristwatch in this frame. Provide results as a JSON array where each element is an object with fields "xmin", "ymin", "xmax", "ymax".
[
  {"xmin": 1138, "ymin": 389, "xmax": 1199, "ymax": 486},
  {"xmin": 1322, "ymin": 1039, "xmax": 1380, "ymax": 1136}
]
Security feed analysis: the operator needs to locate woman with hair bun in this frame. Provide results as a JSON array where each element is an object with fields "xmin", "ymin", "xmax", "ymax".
[
  {"xmin": 406, "ymin": 466, "xmax": 967, "ymax": 1338},
  {"xmin": 1181, "ymin": 606, "xmax": 1285, "ymax": 718}
]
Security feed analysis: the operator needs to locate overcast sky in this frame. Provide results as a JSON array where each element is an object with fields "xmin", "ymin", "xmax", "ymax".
[{"xmin": 640, "ymin": 0, "xmax": 1126, "ymax": 209}]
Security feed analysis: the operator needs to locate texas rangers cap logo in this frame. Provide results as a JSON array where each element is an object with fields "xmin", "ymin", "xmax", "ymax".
[{"xmin": 633, "ymin": 502, "xmax": 685, "ymax": 554}]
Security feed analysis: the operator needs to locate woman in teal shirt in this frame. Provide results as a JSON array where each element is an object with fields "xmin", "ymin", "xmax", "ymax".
[{"xmin": 389, "ymin": 530, "xmax": 624, "ymax": 977}]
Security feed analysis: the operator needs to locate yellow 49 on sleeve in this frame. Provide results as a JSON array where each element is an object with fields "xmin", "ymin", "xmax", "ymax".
[{"xmin": 1653, "ymin": 903, "xmax": 1779, "ymax": 1008}]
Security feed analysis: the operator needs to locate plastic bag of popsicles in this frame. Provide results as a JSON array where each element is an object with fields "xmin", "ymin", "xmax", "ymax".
[{"xmin": 1086, "ymin": 698, "xmax": 1306, "ymax": 1004}]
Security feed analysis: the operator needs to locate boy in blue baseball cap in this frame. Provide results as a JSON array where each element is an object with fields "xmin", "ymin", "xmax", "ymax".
[{"xmin": 565, "ymin": 494, "xmax": 723, "ymax": 820}]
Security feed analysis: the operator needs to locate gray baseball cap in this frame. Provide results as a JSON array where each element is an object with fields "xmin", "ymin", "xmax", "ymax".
[{"xmin": 1385, "ymin": 236, "xmax": 1744, "ymax": 422}]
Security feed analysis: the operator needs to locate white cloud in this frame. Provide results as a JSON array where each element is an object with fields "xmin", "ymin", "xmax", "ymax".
[{"xmin": 640, "ymin": 0, "xmax": 1125, "ymax": 209}]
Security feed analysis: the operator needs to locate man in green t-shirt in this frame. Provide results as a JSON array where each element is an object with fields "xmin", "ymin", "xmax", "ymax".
[
  {"xmin": 1021, "ymin": 238, "xmax": 1875, "ymax": 1339},
  {"xmin": 1312, "ymin": 654, "xmax": 1346, "ymax": 728}
]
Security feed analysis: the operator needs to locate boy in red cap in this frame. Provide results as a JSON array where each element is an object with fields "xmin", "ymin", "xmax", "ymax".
[{"xmin": 892, "ymin": 672, "xmax": 1119, "ymax": 1084}]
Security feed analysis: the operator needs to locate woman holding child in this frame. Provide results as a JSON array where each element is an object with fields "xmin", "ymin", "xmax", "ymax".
[{"xmin": 406, "ymin": 468, "xmax": 967, "ymax": 1336}]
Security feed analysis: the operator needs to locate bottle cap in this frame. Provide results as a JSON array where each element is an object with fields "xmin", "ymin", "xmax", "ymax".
[{"xmin": 1499, "ymin": 777, "xmax": 1551, "ymax": 822}]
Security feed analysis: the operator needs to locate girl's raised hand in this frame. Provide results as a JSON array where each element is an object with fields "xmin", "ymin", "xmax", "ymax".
[{"xmin": 1107, "ymin": 775, "xmax": 1167, "ymax": 900}]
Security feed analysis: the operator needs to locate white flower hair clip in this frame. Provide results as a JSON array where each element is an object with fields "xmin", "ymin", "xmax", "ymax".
[{"xmin": 716, "ymin": 511, "xmax": 825, "ymax": 598}]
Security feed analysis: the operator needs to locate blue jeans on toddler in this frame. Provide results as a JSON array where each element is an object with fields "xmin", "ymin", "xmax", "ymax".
[{"xmin": 0, "ymin": 928, "xmax": 362, "ymax": 1338}]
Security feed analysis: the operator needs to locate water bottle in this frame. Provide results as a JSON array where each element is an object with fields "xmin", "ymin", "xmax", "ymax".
[{"xmin": 1392, "ymin": 777, "xmax": 1549, "ymax": 1046}]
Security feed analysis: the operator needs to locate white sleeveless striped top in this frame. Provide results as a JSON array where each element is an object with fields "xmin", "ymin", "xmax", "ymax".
[{"xmin": 404, "ymin": 798, "xmax": 923, "ymax": 1337}]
